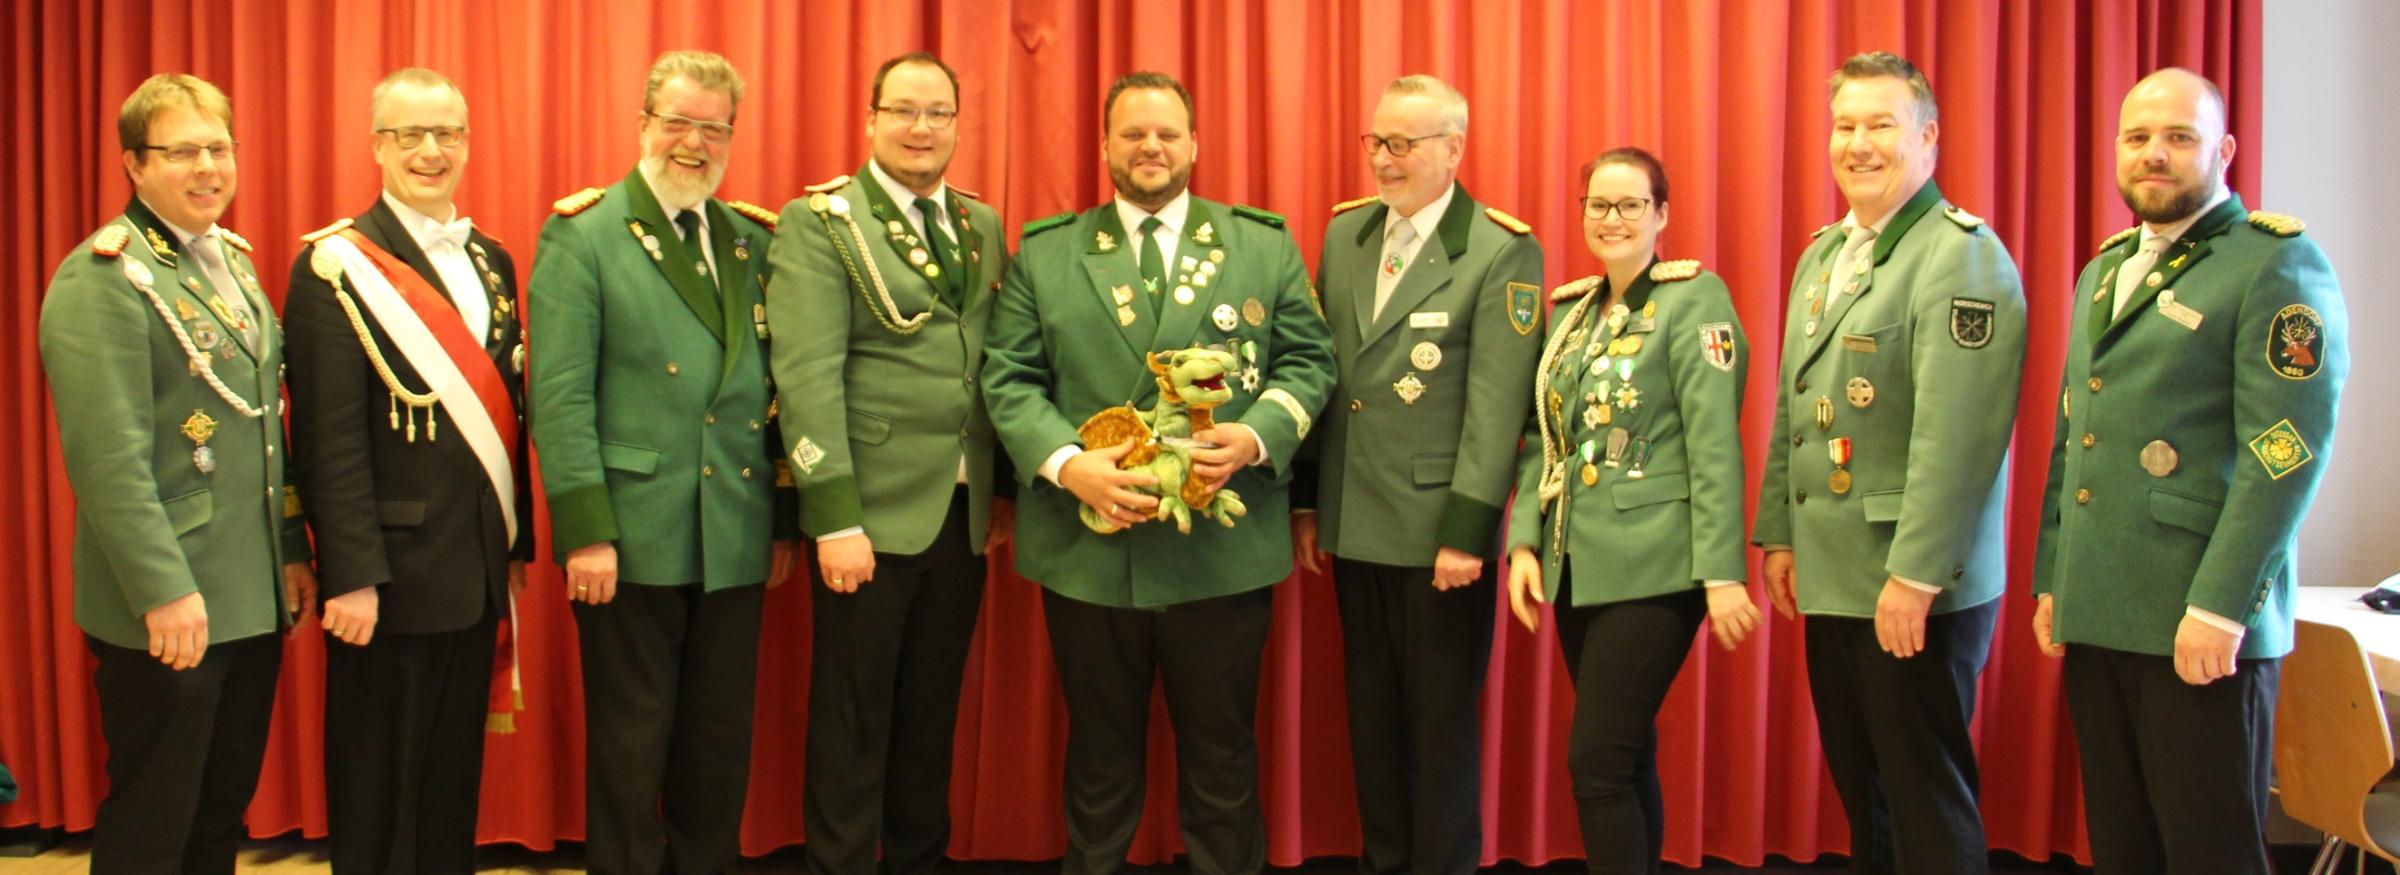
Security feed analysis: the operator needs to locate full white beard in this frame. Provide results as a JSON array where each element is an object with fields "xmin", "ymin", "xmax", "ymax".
[{"xmin": 643, "ymin": 153, "xmax": 724, "ymax": 212}]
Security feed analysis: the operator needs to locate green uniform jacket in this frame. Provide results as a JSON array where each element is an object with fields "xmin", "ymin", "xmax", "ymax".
[
  {"xmin": 39, "ymin": 200, "xmax": 309, "ymax": 648},
  {"xmin": 765, "ymin": 167, "xmax": 1009, "ymax": 553},
  {"xmin": 1304, "ymin": 185, "xmax": 1543, "ymax": 564},
  {"xmin": 528, "ymin": 168, "xmax": 792, "ymax": 590},
  {"xmin": 2032, "ymin": 197, "xmax": 2346, "ymax": 659},
  {"xmin": 981, "ymin": 197, "xmax": 1337, "ymax": 609},
  {"xmin": 1507, "ymin": 264, "xmax": 1750, "ymax": 606},
  {"xmin": 1751, "ymin": 183, "xmax": 2027, "ymax": 617}
]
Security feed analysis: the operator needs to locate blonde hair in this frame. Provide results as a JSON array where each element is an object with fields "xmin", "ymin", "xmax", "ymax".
[
  {"xmin": 370, "ymin": 67, "xmax": 466, "ymax": 130},
  {"xmin": 117, "ymin": 74, "xmax": 232, "ymax": 161},
  {"xmin": 1384, "ymin": 74, "xmax": 1468, "ymax": 135},
  {"xmin": 644, "ymin": 50, "xmax": 745, "ymax": 122}
]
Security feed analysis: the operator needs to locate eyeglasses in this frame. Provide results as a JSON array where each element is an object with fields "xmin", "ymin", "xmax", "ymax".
[
  {"xmin": 376, "ymin": 125, "xmax": 467, "ymax": 149},
  {"xmin": 873, "ymin": 105, "xmax": 959, "ymax": 129},
  {"xmin": 1579, "ymin": 196, "xmax": 1653, "ymax": 221},
  {"xmin": 1360, "ymin": 132, "xmax": 1449, "ymax": 157},
  {"xmin": 142, "ymin": 141, "xmax": 237, "ymax": 164},
  {"xmin": 644, "ymin": 111, "xmax": 735, "ymax": 144}
]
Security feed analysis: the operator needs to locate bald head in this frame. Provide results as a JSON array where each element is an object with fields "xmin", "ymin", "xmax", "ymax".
[{"xmin": 2115, "ymin": 67, "xmax": 2235, "ymax": 225}]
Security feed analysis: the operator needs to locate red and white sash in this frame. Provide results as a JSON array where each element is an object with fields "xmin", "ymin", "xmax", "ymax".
[{"xmin": 316, "ymin": 229, "xmax": 520, "ymax": 541}]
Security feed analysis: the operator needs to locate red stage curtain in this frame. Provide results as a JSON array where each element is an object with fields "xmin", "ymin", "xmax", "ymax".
[{"xmin": 1, "ymin": 0, "xmax": 2262, "ymax": 867}]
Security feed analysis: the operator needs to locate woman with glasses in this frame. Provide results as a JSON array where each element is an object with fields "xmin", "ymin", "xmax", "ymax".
[{"xmin": 1504, "ymin": 147, "xmax": 1762, "ymax": 873}]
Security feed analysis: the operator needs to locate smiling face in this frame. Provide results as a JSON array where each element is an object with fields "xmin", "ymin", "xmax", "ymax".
[
  {"xmin": 1828, "ymin": 75, "xmax": 1937, "ymax": 226},
  {"xmin": 1103, "ymin": 87, "xmax": 1196, "ymax": 211},
  {"xmin": 2115, "ymin": 70, "xmax": 2235, "ymax": 225},
  {"xmin": 1582, "ymin": 161, "xmax": 1667, "ymax": 272},
  {"xmin": 372, "ymin": 81, "xmax": 469, "ymax": 218},
  {"xmin": 867, "ymin": 61, "xmax": 959, "ymax": 197},
  {"xmin": 639, "ymin": 74, "xmax": 734, "ymax": 210},
  {"xmin": 124, "ymin": 104, "xmax": 237, "ymax": 233},
  {"xmin": 1368, "ymin": 92, "xmax": 1462, "ymax": 217}
]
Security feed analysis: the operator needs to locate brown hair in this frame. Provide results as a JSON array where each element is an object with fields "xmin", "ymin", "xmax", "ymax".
[
  {"xmin": 118, "ymin": 74, "xmax": 233, "ymax": 163},
  {"xmin": 871, "ymin": 52, "xmax": 961, "ymax": 109},
  {"xmin": 1828, "ymin": 51, "xmax": 1938, "ymax": 126},
  {"xmin": 1103, "ymin": 71, "xmax": 1195, "ymax": 133},
  {"xmin": 1584, "ymin": 146, "xmax": 1671, "ymax": 205}
]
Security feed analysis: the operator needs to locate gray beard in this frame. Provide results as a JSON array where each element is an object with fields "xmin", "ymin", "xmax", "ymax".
[{"xmin": 644, "ymin": 154, "xmax": 723, "ymax": 212}]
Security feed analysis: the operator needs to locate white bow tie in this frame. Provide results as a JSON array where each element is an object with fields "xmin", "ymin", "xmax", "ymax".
[{"xmin": 422, "ymin": 217, "xmax": 474, "ymax": 251}]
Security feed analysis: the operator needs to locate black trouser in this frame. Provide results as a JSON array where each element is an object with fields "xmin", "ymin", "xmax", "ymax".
[
  {"xmin": 324, "ymin": 607, "xmax": 498, "ymax": 875},
  {"xmin": 86, "ymin": 631, "xmax": 283, "ymax": 875},
  {"xmin": 1332, "ymin": 557, "xmax": 1495, "ymax": 875},
  {"xmin": 2063, "ymin": 644, "xmax": 2278, "ymax": 875},
  {"xmin": 1554, "ymin": 580, "xmax": 1706, "ymax": 875},
  {"xmin": 1042, "ymin": 585, "xmax": 1274, "ymax": 875},
  {"xmin": 1802, "ymin": 599, "xmax": 1998, "ymax": 875},
  {"xmin": 571, "ymin": 581, "xmax": 764, "ymax": 875},
  {"xmin": 806, "ymin": 489, "xmax": 987, "ymax": 875}
]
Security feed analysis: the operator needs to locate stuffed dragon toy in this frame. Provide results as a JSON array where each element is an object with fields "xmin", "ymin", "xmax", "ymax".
[{"xmin": 1075, "ymin": 346, "xmax": 1250, "ymax": 534}]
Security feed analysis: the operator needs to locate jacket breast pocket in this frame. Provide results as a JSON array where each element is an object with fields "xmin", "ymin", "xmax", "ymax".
[
  {"xmin": 847, "ymin": 409, "xmax": 893, "ymax": 446},
  {"xmin": 1610, "ymin": 472, "xmax": 1689, "ymax": 510},
  {"xmin": 377, "ymin": 499, "xmax": 427, "ymax": 527},
  {"xmin": 1411, "ymin": 453, "xmax": 1456, "ymax": 487},
  {"xmin": 2148, "ymin": 488, "xmax": 2223, "ymax": 537},
  {"xmin": 162, "ymin": 489, "xmax": 212, "ymax": 537},
  {"xmin": 599, "ymin": 441, "xmax": 661, "ymax": 474},
  {"xmin": 1840, "ymin": 321, "xmax": 1903, "ymax": 363}
]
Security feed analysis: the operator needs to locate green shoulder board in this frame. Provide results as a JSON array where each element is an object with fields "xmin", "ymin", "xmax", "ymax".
[
  {"xmin": 1021, "ymin": 211, "xmax": 1076, "ymax": 238},
  {"xmin": 1232, "ymin": 204, "xmax": 1285, "ymax": 228}
]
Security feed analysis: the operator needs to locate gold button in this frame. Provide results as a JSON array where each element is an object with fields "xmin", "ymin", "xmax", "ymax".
[
  {"xmin": 706, "ymin": 414, "xmax": 717, "ymax": 425},
  {"xmin": 2075, "ymin": 488, "xmax": 2091, "ymax": 504},
  {"xmin": 740, "ymin": 467, "xmax": 753, "ymax": 479},
  {"xmin": 702, "ymin": 465, "xmax": 715, "ymax": 477},
  {"xmin": 2087, "ymin": 377, "xmax": 2102, "ymax": 392},
  {"xmin": 748, "ymin": 420, "xmax": 761, "ymax": 432},
  {"xmin": 667, "ymin": 362, "xmax": 681, "ymax": 376},
  {"xmin": 1349, "ymin": 399, "xmax": 1364, "ymax": 412},
  {"xmin": 2080, "ymin": 433, "xmax": 2095, "ymax": 448}
]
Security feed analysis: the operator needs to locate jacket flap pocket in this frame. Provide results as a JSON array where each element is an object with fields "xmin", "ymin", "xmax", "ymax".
[
  {"xmin": 1861, "ymin": 489, "xmax": 1904, "ymax": 523},
  {"xmin": 1610, "ymin": 472, "xmax": 1690, "ymax": 510},
  {"xmin": 599, "ymin": 441, "xmax": 661, "ymax": 474},
  {"xmin": 2149, "ymin": 488, "xmax": 2223, "ymax": 536},
  {"xmin": 847, "ymin": 409, "xmax": 893, "ymax": 446},
  {"xmin": 377, "ymin": 499, "xmax": 427, "ymax": 527},
  {"xmin": 162, "ymin": 489, "xmax": 212, "ymax": 536},
  {"xmin": 1411, "ymin": 453, "xmax": 1457, "ymax": 487}
]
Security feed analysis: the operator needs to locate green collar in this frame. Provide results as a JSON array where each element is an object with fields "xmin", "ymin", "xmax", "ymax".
[
  {"xmin": 1868, "ymin": 180, "xmax": 1946, "ymax": 265},
  {"xmin": 1349, "ymin": 182, "xmax": 1478, "ymax": 258}
]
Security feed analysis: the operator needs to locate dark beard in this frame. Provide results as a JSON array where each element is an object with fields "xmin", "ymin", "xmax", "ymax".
[
  {"xmin": 2119, "ymin": 176, "xmax": 2214, "ymax": 225},
  {"xmin": 1109, "ymin": 162, "xmax": 1190, "ymax": 210}
]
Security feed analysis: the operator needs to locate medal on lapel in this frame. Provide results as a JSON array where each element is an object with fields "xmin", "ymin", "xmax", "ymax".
[
  {"xmin": 1827, "ymin": 437, "xmax": 1854, "ymax": 494},
  {"xmin": 183, "ymin": 409, "xmax": 220, "ymax": 474}
]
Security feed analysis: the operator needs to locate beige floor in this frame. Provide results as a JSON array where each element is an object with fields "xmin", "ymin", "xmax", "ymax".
[{"xmin": 0, "ymin": 836, "xmax": 813, "ymax": 873}]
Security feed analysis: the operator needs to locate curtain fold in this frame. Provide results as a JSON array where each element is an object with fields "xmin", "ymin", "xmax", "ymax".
[{"xmin": 0, "ymin": 1, "xmax": 2261, "ymax": 867}]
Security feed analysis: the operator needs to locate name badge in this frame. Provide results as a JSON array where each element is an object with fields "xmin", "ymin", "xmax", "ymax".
[
  {"xmin": 1841, "ymin": 334, "xmax": 1878, "ymax": 354},
  {"xmin": 1409, "ymin": 311, "xmax": 1449, "ymax": 329},
  {"xmin": 2155, "ymin": 289, "xmax": 2204, "ymax": 331}
]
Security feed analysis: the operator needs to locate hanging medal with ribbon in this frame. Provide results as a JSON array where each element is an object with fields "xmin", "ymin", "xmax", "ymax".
[
  {"xmin": 183, "ymin": 409, "xmax": 220, "ymax": 474},
  {"xmin": 1827, "ymin": 437, "xmax": 1854, "ymax": 495}
]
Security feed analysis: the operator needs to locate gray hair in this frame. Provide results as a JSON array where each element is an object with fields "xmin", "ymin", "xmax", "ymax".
[
  {"xmin": 1828, "ymin": 51, "xmax": 1938, "ymax": 127},
  {"xmin": 1384, "ymin": 74, "xmax": 1468, "ymax": 135},
  {"xmin": 644, "ymin": 50, "xmax": 746, "ymax": 122},
  {"xmin": 369, "ymin": 67, "xmax": 465, "ymax": 130}
]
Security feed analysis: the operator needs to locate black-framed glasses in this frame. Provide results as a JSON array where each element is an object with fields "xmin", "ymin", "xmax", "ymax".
[
  {"xmin": 1579, "ymin": 196, "xmax": 1653, "ymax": 221},
  {"xmin": 142, "ymin": 141, "xmax": 237, "ymax": 163},
  {"xmin": 1361, "ymin": 132, "xmax": 1449, "ymax": 157},
  {"xmin": 644, "ymin": 110, "xmax": 735, "ymax": 144},
  {"xmin": 376, "ymin": 125, "xmax": 468, "ymax": 149},
  {"xmin": 873, "ymin": 104, "xmax": 959, "ymax": 129}
]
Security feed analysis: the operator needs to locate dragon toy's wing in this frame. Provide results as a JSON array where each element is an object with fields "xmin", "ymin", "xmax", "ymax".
[{"xmin": 1077, "ymin": 404, "xmax": 1162, "ymax": 468}]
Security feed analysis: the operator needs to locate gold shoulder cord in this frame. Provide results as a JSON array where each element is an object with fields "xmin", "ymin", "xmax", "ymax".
[
  {"xmin": 1530, "ymin": 289, "xmax": 1602, "ymax": 554},
  {"xmin": 812, "ymin": 196, "xmax": 930, "ymax": 335},
  {"xmin": 317, "ymin": 251, "xmax": 441, "ymax": 441}
]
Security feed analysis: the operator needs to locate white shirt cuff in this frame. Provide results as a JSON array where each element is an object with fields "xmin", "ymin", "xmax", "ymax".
[
  {"xmin": 1227, "ymin": 423, "xmax": 1271, "ymax": 466},
  {"xmin": 1038, "ymin": 444, "xmax": 1082, "ymax": 486},
  {"xmin": 2186, "ymin": 605, "xmax": 2248, "ymax": 639},
  {"xmin": 1703, "ymin": 579, "xmax": 1743, "ymax": 588},
  {"xmin": 1895, "ymin": 575, "xmax": 1943, "ymax": 594},
  {"xmin": 816, "ymin": 527, "xmax": 865, "ymax": 543}
]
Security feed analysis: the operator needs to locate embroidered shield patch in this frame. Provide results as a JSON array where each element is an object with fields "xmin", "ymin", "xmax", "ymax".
[
  {"xmin": 1699, "ymin": 322, "xmax": 1737, "ymax": 371},
  {"xmin": 1507, "ymin": 282, "xmax": 1539, "ymax": 336},
  {"xmin": 1950, "ymin": 297, "xmax": 1995, "ymax": 348},
  {"xmin": 2247, "ymin": 418, "xmax": 2313, "ymax": 480},
  {"xmin": 2267, "ymin": 303, "xmax": 2326, "ymax": 380},
  {"xmin": 792, "ymin": 437, "xmax": 826, "ymax": 475}
]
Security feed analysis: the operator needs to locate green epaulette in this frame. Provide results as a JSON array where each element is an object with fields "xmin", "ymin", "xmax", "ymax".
[
  {"xmin": 1021, "ymin": 211, "xmax": 1076, "ymax": 237},
  {"xmin": 1942, "ymin": 204, "xmax": 1985, "ymax": 230},
  {"xmin": 1231, "ymin": 204, "xmax": 1285, "ymax": 228}
]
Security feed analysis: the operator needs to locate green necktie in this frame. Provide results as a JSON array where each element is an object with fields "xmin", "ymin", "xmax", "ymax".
[
  {"xmin": 914, "ymin": 197, "xmax": 963, "ymax": 309},
  {"xmin": 1138, "ymin": 216, "xmax": 1166, "ymax": 318},
  {"xmin": 674, "ymin": 211, "xmax": 718, "ymax": 295}
]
